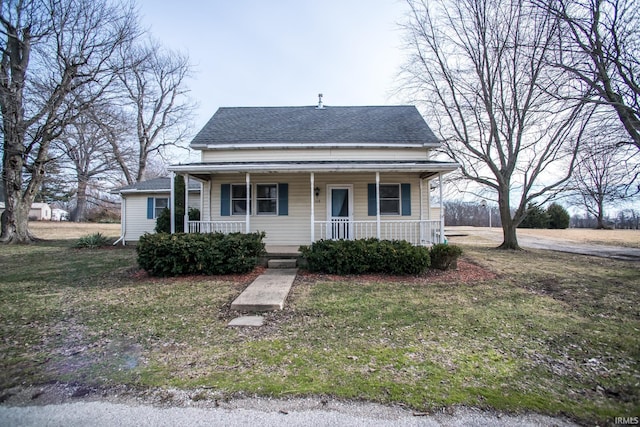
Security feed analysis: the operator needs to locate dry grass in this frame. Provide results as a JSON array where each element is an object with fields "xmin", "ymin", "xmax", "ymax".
[
  {"xmin": 0, "ymin": 239, "xmax": 638, "ymax": 424},
  {"xmin": 29, "ymin": 221, "xmax": 121, "ymax": 240},
  {"xmin": 447, "ymin": 226, "xmax": 640, "ymax": 248}
]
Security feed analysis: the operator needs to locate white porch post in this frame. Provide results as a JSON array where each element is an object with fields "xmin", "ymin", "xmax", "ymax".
[
  {"xmin": 375, "ymin": 172, "xmax": 381, "ymax": 239},
  {"xmin": 170, "ymin": 172, "xmax": 175, "ymax": 234},
  {"xmin": 419, "ymin": 177, "xmax": 424, "ymax": 244},
  {"xmin": 439, "ymin": 172, "xmax": 445, "ymax": 243},
  {"xmin": 208, "ymin": 175, "xmax": 213, "ymax": 221},
  {"xmin": 245, "ymin": 173, "xmax": 250, "ymax": 233},
  {"xmin": 184, "ymin": 174, "xmax": 190, "ymax": 233},
  {"xmin": 310, "ymin": 172, "xmax": 315, "ymax": 243}
]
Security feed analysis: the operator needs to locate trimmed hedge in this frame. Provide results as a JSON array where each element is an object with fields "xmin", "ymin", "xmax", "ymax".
[
  {"xmin": 299, "ymin": 238, "xmax": 430, "ymax": 275},
  {"xmin": 137, "ymin": 232, "xmax": 266, "ymax": 277},
  {"xmin": 430, "ymin": 243, "xmax": 463, "ymax": 270}
]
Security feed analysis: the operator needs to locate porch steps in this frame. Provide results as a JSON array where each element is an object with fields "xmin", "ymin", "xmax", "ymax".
[
  {"xmin": 267, "ymin": 258, "xmax": 297, "ymax": 269},
  {"xmin": 230, "ymin": 268, "xmax": 297, "ymax": 312}
]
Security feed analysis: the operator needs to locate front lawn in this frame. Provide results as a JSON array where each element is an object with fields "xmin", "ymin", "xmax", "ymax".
[{"xmin": 0, "ymin": 240, "xmax": 638, "ymax": 424}]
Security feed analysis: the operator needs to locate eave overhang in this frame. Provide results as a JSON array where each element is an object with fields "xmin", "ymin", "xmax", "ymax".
[{"xmin": 168, "ymin": 160, "xmax": 459, "ymax": 177}]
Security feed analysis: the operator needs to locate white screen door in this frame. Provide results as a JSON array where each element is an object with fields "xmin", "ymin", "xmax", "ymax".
[{"xmin": 327, "ymin": 185, "xmax": 352, "ymax": 239}]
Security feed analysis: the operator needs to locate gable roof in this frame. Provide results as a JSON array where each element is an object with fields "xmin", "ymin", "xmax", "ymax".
[{"xmin": 190, "ymin": 105, "xmax": 440, "ymax": 149}]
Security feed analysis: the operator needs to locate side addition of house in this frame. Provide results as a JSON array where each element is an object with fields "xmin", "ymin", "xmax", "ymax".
[{"xmin": 116, "ymin": 101, "xmax": 458, "ymax": 247}]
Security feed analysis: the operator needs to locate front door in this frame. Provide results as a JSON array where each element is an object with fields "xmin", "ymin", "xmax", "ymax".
[{"xmin": 327, "ymin": 185, "xmax": 352, "ymax": 239}]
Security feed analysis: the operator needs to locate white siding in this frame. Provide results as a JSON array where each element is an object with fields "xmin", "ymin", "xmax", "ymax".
[
  {"xmin": 124, "ymin": 191, "xmax": 201, "ymax": 242},
  {"xmin": 207, "ymin": 172, "xmax": 430, "ymax": 246},
  {"xmin": 202, "ymin": 148, "xmax": 429, "ymax": 163},
  {"xmin": 124, "ymin": 194, "xmax": 163, "ymax": 242}
]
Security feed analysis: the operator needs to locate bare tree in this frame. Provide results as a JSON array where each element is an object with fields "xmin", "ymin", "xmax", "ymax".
[
  {"xmin": 570, "ymin": 134, "xmax": 639, "ymax": 228},
  {"xmin": 55, "ymin": 102, "xmax": 123, "ymax": 222},
  {"xmin": 113, "ymin": 40, "xmax": 195, "ymax": 184},
  {"xmin": 402, "ymin": 0, "xmax": 588, "ymax": 249},
  {"xmin": 537, "ymin": 0, "xmax": 640, "ymax": 150},
  {"xmin": 0, "ymin": 0, "xmax": 137, "ymax": 243}
]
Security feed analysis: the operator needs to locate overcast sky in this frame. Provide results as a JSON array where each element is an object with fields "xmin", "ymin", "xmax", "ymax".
[{"xmin": 136, "ymin": 0, "xmax": 409, "ymax": 131}]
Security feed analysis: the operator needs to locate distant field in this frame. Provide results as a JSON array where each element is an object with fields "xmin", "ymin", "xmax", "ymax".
[
  {"xmin": 29, "ymin": 221, "xmax": 121, "ymax": 240},
  {"xmin": 447, "ymin": 226, "xmax": 640, "ymax": 248}
]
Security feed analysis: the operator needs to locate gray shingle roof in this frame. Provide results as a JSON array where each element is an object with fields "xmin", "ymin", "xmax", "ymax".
[
  {"xmin": 190, "ymin": 105, "xmax": 439, "ymax": 147},
  {"xmin": 115, "ymin": 177, "xmax": 200, "ymax": 193}
]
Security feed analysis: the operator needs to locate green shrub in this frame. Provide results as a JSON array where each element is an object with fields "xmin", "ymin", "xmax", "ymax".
[
  {"xmin": 519, "ymin": 203, "xmax": 550, "ymax": 228},
  {"xmin": 299, "ymin": 238, "xmax": 430, "ymax": 275},
  {"xmin": 155, "ymin": 208, "xmax": 171, "ymax": 233},
  {"xmin": 137, "ymin": 232, "xmax": 266, "ymax": 277},
  {"xmin": 430, "ymin": 243, "xmax": 463, "ymax": 270},
  {"xmin": 155, "ymin": 207, "xmax": 201, "ymax": 234},
  {"xmin": 75, "ymin": 232, "xmax": 111, "ymax": 248}
]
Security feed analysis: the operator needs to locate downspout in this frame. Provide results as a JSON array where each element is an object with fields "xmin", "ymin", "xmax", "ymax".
[{"xmin": 113, "ymin": 196, "xmax": 126, "ymax": 245}]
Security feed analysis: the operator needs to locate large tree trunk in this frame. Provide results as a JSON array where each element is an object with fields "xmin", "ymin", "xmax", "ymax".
[
  {"xmin": 72, "ymin": 177, "xmax": 89, "ymax": 222},
  {"xmin": 497, "ymin": 189, "xmax": 521, "ymax": 250}
]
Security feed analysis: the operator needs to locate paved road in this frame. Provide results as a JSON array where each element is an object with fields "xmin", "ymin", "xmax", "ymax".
[
  {"xmin": 0, "ymin": 398, "xmax": 579, "ymax": 427},
  {"xmin": 448, "ymin": 228, "xmax": 640, "ymax": 261}
]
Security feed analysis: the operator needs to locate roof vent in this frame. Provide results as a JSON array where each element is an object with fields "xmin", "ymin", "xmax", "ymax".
[{"xmin": 315, "ymin": 93, "xmax": 325, "ymax": 110}]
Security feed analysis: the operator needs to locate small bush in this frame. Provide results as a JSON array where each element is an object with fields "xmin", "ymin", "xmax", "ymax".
[
  {"xmin": 299, "ymin": 238, "xmax": 430, "ymax": 275},
  {"xmin": 519, "ymin": 203, "xmax": 550, "ymax": 229},
  {"xmin": 430, "ymin": 243, "xmax": 463, "ymax": 270},
  {"xmin": 75, "ymin": 232, "xmax": 111, "ymax": 248},
  {"xmin": 137, "ymin": 232, "xmax": 266, "ymax": 277}
]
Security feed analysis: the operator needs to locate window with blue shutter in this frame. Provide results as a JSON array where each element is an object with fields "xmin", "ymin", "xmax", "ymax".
[
  {"xmin": 367, "ymin": 184, "xmax": 376, "ymax": 216},
  {"xmin": 147, "ymin": 197, "xmax": 154, "ymax": 219},
  {"xmin": 220, "ymin": 184, "xmax": 230, "ymax": 216},
  {"xmin": 401, "ymin": 183, "xmax": 411, "ymax": 216},
  {"xmin": 278, "ymin": 183, "xmax": 288, "ymax": 215}
]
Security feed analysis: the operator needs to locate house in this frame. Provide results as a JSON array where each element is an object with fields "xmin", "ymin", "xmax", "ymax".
[
  {"xmin": 114, "ymin": 177, "xmax": 202, "ymax": 243},
  {"xmin": 116, "ymin": 101, "xmax": 458, "ymax": 247},
  {"xmin": 0, "ymin": 201, "xmax": 52, "ymax": 221},
  {"xmin": 51, "ymin": 208, "xmax": 70, "ymax": 221},
  {"xmin": 29, "ymin": 203, "xmax": 52, "ymax": 221}
]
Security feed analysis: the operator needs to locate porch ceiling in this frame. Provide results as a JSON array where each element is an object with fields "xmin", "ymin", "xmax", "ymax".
[{"xmin": 169, "ymin": 160, "xmax": 459, "ymax": 179}]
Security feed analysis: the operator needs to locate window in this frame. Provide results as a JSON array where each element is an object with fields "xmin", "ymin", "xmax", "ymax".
[
  {"xmin": 256, "ymin": 184, "xmax": 277, "ymax": 215},
  {"xmin": 379, "ymin": 184, "xmax": 400, "ymax": 215},
  {"xmin": 231, "ymin": 184, "xmax": 251, "ymax": 215},
  {"xmin": 154, "ymin": 197, "xmax": 169, "ymax": 219}
]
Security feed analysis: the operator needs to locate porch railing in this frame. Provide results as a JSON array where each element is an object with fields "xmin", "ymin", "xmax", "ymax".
[
  {"xmin": 187, "ymin": 219, "xmax": 443, "ymax": 246},
  {"xmin": 188, "ymin": 221, "xmax": 245, "ymax": 234},
  {"xmin": 315, "ymin": 219, "xmax": 442, "ymax": 246}
]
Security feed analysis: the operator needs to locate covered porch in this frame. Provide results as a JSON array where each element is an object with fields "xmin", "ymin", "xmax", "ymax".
[{"xmin": 168, "ymin": 161, "xmax": 457, "ymax": 247}]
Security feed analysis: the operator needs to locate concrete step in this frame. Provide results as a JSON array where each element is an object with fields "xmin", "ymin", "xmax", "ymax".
[
  {"xmin": 268, "ymin": 258, "xmax": 297, "ymax": 269},
  {"xmin": 230, "ymin": 268, "xmax": 297, "ymax": 312}
]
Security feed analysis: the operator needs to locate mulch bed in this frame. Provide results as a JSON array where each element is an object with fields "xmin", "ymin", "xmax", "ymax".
[{"xmin": 297, "ymin": 258, "xmax": 497, "ymax": 285}]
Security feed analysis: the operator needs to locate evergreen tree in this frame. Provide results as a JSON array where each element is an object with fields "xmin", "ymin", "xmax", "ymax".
[{"xmin": 547, "ymin": 203, "xmax": 570, "ymax": 229}]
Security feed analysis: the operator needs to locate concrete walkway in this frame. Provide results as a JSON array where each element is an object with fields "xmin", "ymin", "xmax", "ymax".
[{"xmin": 230, "ymin": 268, "xmax": 297, "ymax": 312}]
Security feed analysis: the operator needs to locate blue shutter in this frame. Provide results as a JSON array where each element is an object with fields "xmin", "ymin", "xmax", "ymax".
[
  {"xmin": 401, "ymin": 183, "xmax": 411, "ymax": 216},
  {"xmin": 220, "ymin": 184, "xmax": 230, "ymax": 216},
  {"xmin": 147, "ymin": 197, "xmax": 154, "ymax": 219},
  {"xmin": 367, "ymin": 184, "xmax": 376, "ymax": 216},
  {"xmin": 278, "ymin": 183, "xmax": 288, "ymax": 216}
]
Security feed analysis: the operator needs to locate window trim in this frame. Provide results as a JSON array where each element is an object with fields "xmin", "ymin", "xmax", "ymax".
[
  {"xmin": 379, "ymin": 183, "xmax": 401, "ymax": 216},
  {"xmin": 153, "ymin": 197, "xmax": 169, "ymax": 219},
  {"xmin": 255, "ymin": 183, "xmax": 278, "ymax": 216},
  {"xmin": 230, "ymin": 183, "xmax": 251, "ymax": 216}
]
